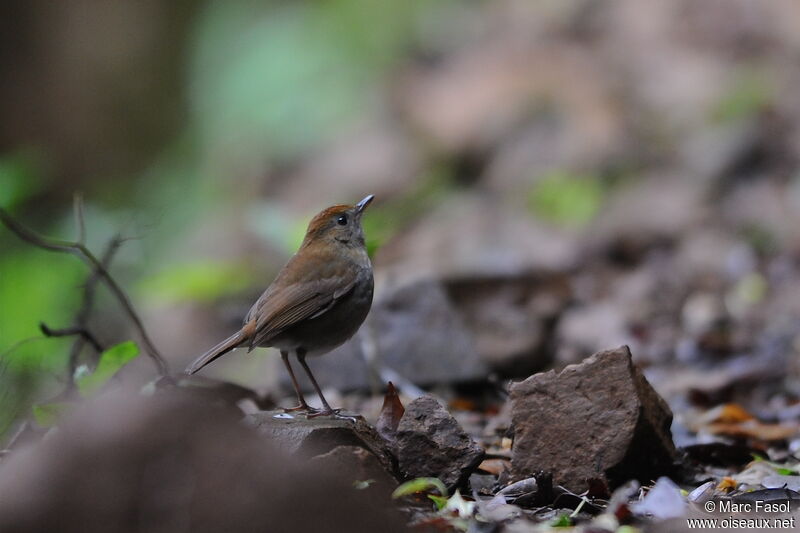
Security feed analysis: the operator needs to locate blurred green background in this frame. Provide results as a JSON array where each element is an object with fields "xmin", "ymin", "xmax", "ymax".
[{"xmin": 3, "ymin": 0, "xmax": 800, "ymax": 438}]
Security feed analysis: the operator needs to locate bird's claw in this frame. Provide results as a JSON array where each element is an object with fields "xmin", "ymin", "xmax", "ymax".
[
  {"xmin": 283, "ymin": 404, "xmax": 319, "ymax": 414},
  {"xmin": 307, "ymin": 408, "xmax": 362, "ymax": 422}
]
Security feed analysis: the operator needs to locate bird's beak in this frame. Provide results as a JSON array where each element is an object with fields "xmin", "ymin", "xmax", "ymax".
[{"xmin": 355, "ymin": 194, "xmax": 374, "ymax": 215}]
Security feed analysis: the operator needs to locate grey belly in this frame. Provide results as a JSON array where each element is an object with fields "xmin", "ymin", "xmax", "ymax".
[{"xmin": 265, "ymin": 279, "xmax": 374, "ymax": 356}]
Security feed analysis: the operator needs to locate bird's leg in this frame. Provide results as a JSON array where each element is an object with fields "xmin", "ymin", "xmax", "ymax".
[
  {"xmin": 280, "ymin": 350, "xmax": 315, "ymax": 413},
  {"xmin": 296, "ymin": 349, "xmax": 343, "ymax": 418}
]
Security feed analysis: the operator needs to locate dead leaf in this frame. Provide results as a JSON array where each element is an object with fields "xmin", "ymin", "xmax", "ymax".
[
  {"xmin": 706, "ymin": 421, "xmax": 799, "ymax": 442},
  {"xmin": 376, "ymin": 382, "xmax": 404, "ymax": 444},
  {"xmin": 717, "ymin": 477, "xmax": 738, "ymax": 493},
  {"xmin": 698, "ymin": 403, "xmax": 754, "ymax": 425},
  {"xmin": 477, "ymin": 458, "xmax": 509, "ymax": 476},
  {"xmin": 692, "ymin": 403, "xmax": 799, "ymax": 443},
  {"xmin": 448, "ymin": 398, "xmax": 477, "ymax": 411}
]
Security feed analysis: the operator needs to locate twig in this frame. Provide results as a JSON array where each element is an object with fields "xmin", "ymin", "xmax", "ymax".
[
  {"xmin": 63, "ymin": 233, "xmax": 123, "ymax": 380},
  {"xmin": 0, "ymin": 207, "xmax": 170, "ymax": 377},
  {"xmin": 39, "ymin": 324, "xmax": 104, "ymax": 354}
]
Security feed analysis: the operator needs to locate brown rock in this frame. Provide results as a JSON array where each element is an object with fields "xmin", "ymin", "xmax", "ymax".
[
  {"xmin": 369, "ymin": 280, "xmax": 487, "ymax": 385},
  {"xmin": 510, "ymin": 346, "xmax": 676, "ymax": 492},
  {"xmin": 309, "ymin": 445, "xmax": 398, "ymax": 498},
  {"xmin": 445, "ymin": 273, "xmax": 570, "ymax": 376},
  {"xmin": 395, "ymin": 396, "xmax": 484, "ymax": 488},
  {"xmin": 245, "ymin": 411, "xmax": 397, "ymax": 477}
]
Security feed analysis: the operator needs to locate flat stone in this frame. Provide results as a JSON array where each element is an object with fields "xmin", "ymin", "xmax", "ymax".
[
  {"xmin": 245, "ymin": 411, "xmax": 396, "ymax": 476},
  {"xmin": 510, "ymin": 346, "xmax": 676, "ymax": 492},
  {"xmin": 394, "ymin": 396, "xmax": 484, "ymax": 488}
]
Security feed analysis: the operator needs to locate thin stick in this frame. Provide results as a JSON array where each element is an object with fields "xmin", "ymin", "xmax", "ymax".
[
  {"xmin": 0, "ymin": 207, "xmax": 169, "ymax": 376},
  {"xmin": 67, "ymin": 233, "xmax": 123, "ymax": 375},
  {"xmin": 39, "ymin": 324, "xmax": 104, "ymax": 354}
]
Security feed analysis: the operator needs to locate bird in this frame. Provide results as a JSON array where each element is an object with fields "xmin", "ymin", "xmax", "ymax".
[{"xmin": 185, "ymin": 195, "xmax": 375, "ymax": 417}]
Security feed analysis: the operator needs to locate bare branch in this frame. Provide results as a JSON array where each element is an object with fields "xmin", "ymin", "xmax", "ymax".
[
  {"xmin": 39, "ymin": 323, "xmax": 104, "ymax": 354},
  {"xmin": 65, "ymin": 233, "xmax": 123, "ymax": 378},
  {"xmin": 0, "ymin": 207, "xmax": 170, "ymax": 377}
]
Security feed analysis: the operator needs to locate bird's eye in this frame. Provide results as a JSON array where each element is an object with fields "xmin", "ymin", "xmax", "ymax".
[{"xmin": 337, "ymin": 214, "xmax": 348, "ymax": 226}]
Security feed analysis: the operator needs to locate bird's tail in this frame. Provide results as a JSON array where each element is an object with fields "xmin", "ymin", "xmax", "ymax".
[{"xmin": 185, "ymin": 330, "xmax": 245, "ymax": 375}]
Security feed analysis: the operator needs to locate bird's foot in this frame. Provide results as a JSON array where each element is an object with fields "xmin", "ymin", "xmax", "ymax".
[
  {"xmin": 306, "ymin": 408, "xmax": 362, "ymax": 422},
  {"xmin": 282, "ymin": 404, "xmax": 319, "ymax": 414}
]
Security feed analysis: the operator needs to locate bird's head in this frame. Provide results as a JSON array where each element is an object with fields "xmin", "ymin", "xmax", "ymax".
[{"xmin": 302, "ymin": 195, "xmax": 374, "ymax": 249}]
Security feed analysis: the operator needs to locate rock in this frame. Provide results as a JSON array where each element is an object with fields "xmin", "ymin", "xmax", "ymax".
[
  {"xmin": 0, "ymin": 391, "xmax": 406, "ymax": 533},
  {"xmin": 245, "ymin": 411, "xmax": 397, "ymax": 477},
  {"xmin": 309, "ymin": 445, "xmax": 398, "ymax": 497},
  {"xmin": 369, "ymin": 279, "xmax": 488, "ymax": 386},
  {"xmin": 510, "ymin": 346, "xmax": 676, "ymax": 492},
  {"xmin": 445, "ymin": 273, "xmax": 570, "ymax": 376},
  {"xmin": 394, "ymin": 396, "xmax": 484, "ymax": 488}
]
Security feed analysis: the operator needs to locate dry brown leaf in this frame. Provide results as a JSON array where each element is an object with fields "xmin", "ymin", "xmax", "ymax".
[
  {"xmin": 717, "ymin": 477, "xmax": 738, "ymax": 493},
  {"xmin": 699, "ymin": 403, "xmax": 755, "ymax": 425},
  {"xmin": 376, "ymin": 382, "xmax": 404, "ymax": 444},
  {"xmin": 706, "ymin": 421, "xmax": 799, "ymax": 442},
  {"xmin": 449, "ymin": 398, "xmax": 478, "ymax": 411},
  {"xmin": 478, "ymin": 458, "xmax": 510, "ymax": 476}
]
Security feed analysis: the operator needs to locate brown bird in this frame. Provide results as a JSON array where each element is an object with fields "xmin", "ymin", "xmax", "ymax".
[{"xmin": 186, "ymin": 195, "xmax": 375, "ymax": 417}]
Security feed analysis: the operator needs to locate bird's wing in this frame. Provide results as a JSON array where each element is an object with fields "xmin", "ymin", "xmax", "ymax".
[{"xmin": 246, "ymin": 271, "xmax": 358, "ymax": 349}]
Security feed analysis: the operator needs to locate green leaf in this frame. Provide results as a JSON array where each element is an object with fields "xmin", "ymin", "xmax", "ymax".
[
  {"xmin": 428, "ymin": 494, "xmax": 448, "ymax": 510},
  {"xmin": 391, "ymin": 477, "xmax": 448, "ymax": 499},
  {"xmin": 76, "ymin": 341, "xmax": 140, "ymax": 397},
  {"xmin": 32, "ymin": 402, "xmax": 71, "ymax": 427},
  {"xmin": 550, "ymin": 513, "xmax": 573, "ymax": 528}
]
